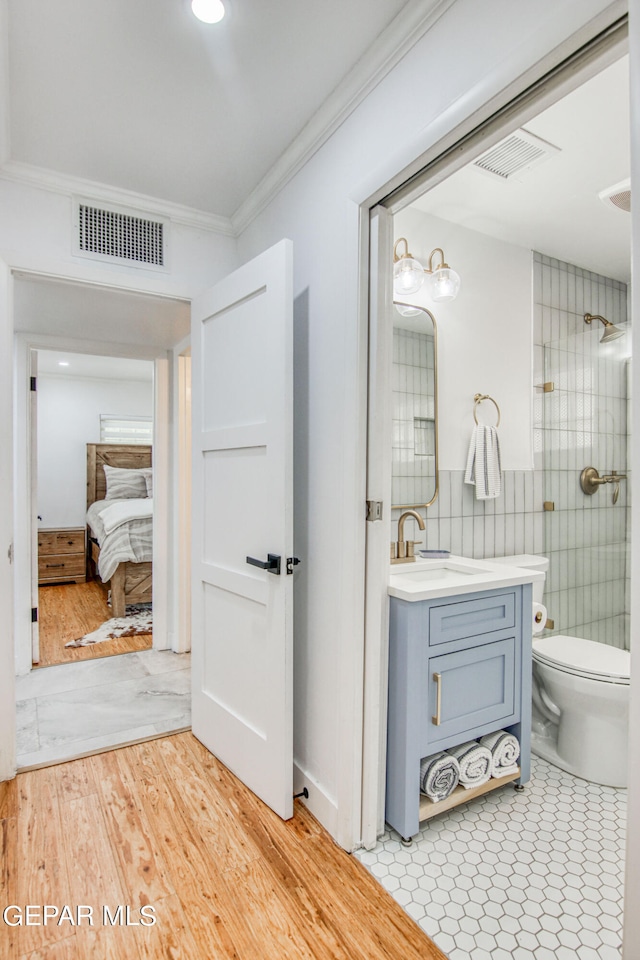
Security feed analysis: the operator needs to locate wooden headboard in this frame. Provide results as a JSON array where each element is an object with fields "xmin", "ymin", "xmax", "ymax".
[{"xmin": 86, "ymin": 443, "xmax": 153, "ymax": 508}]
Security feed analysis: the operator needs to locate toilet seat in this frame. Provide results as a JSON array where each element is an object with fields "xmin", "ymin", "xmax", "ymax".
[{"xmin": 533, "ymin": 634, "xmax": 630, "ymax": 685}]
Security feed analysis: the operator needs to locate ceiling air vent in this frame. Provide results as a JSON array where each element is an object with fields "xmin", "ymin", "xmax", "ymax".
[
  {"xmin": 473, "ymin": 129, "xmax": 561, "ymax": 181},
  {"xmin": 599, "ymin": 179, "xmax": 631, "ymax": 213},
  {"xmin": 73, "ymin": 200, "xmax": 169, "ymax": 270}
]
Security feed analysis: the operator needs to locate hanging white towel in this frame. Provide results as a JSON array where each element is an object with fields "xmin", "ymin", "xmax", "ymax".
[
  {"xmin": 420, "ymin": 752, "xmax": 460, "ymax": 802},
  {"xmin": 446, "ymin": 740, "xmax": 493, "ymax": 790},
  {"xmin": 464, "ymin": 424, "xmax": 502, "ymax": 500},
  {"xmin": 480, "ymin": 730, "xmax": 520, "ymax": 778}
]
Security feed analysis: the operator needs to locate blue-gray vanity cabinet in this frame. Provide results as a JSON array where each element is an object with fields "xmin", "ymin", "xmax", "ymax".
[{"xmin": 385, "ymin": 583, "xmax": 532, "ymax": 842}]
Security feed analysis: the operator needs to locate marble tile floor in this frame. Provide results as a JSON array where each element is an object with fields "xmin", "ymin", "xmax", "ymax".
[
  {"xmin": 16, "ymin": 649, "xmax": 191, "ymax": 770},
  {"xmin": 355, "ymin": 755, "xmax": 625, "ymax": 960}
]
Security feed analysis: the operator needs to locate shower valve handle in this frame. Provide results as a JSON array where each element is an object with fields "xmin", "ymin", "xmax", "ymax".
[{"xmin": 580, "ymin": 467, "xmax": 626, "ymax": 503}]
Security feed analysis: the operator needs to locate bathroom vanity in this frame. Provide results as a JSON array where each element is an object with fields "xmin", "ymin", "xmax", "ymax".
[{"xmin": 386, "ymin": 557, "xmax": 540, "ymax": 842}]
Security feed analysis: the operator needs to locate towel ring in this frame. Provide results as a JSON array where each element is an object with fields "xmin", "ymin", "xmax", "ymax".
[{"xmin": 473, "ymin": 393, "xmax": 501, "ymax": 427}]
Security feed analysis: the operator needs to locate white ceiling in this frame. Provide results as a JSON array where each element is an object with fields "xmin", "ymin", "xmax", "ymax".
[
  {"xmin": 37, "ymin": 350, "xmax": 154, "ymax": 382},
  {"xmin": 7, "ymin": 0, "xmax": 410, "ymax": 218},
  {"xmin": 410, "ymin": 57, "xmax": 631, "ymax": 283}
]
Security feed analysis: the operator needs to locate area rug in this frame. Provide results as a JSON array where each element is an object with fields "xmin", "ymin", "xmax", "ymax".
[{"xmin": 65, "ymin": 604, "xmax": 153, "ymax": 647}]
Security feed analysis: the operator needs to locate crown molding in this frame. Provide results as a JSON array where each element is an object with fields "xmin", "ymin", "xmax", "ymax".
[
  {"xmin": 0, "ymin": 160, "xmax": 236, "ymax": 236},
  {"xmin": 1, "ymin": 0, "xmax": 454, "ymax": 240},
  {"xmin": 231, "ymin": 0, "xmax": 456, "ymax": 235}
]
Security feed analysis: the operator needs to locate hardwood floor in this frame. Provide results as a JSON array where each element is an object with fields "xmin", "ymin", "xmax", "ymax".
[
  {"xmin": 0, "ymin": 733, "xmax": 446, "ymax": 960},
  {"xmin": 36, "ymin": 582, "xmax": 152, "ymax": 667}
]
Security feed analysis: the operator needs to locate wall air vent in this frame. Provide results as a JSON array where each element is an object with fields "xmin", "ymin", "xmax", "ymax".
[
  {"xmin": 73, "ymin": 199, "xmax": 169, "ymax": 270},
  {"xmin": 599, "ymin": 179, "xmax": 631, "ymax": 213},
  {"xmin": 473, "ymin": 129, "xmax": 561, "ymax": 181}
]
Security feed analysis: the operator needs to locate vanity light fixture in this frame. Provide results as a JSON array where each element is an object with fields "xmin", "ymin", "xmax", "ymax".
[
  {"xmin": 393, "ymin": 237, "xmax": 461, "ymax": 302},
  {"xmin": 191, "ymin": 0, "xmax": 225, "ymax": 23}
]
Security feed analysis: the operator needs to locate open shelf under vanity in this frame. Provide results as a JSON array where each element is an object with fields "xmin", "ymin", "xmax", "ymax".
[{"xmin": 418, "ymin": 767, "xmax": 521, "ymax": 823}]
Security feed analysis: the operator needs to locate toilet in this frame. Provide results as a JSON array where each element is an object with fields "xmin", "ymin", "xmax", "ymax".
[{"xmin": 492, "ymin": 554, "xmax": 630, "ymax": 788}]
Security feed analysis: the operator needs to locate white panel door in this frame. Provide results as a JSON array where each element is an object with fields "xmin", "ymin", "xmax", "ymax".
[{"xmin": 191, "ymin": 239, "xmax": 294, "ymax": 820}]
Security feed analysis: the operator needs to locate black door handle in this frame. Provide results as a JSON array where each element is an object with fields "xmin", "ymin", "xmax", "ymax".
[{"xmin": 246, "ymin": 553, "xmax": 281, "ymax": 575}]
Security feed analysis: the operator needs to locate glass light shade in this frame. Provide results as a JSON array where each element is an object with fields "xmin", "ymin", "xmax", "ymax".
[
  {"xmin": 395, "ymin": 302, "xmax": 423, "ymax": 318},
  {"xmin": 393, "ymin": 257, "xmax": 425, "ymax": 296},
  {"xmin": 191, "ymin": 0, "xmax": 225, "ymax": 23},
  {"xmin": 429, "ymin": 266, "xmax": 461, "ymax": 302}
]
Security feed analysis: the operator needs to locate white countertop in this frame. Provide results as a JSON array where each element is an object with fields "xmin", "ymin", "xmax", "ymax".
[{"xmin": 388, "ymin": 555, "xmax": 544, "ymax": 602}]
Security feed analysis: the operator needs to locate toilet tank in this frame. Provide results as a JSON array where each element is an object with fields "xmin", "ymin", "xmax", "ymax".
[{"xmin": 490, "ymin": 554, "xmax": 549, "ymax": 603}]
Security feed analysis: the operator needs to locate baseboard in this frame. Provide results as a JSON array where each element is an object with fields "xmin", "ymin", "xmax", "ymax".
[{"xmin": 293, "ymin": 760, "xmax": 338, "ymax": 839}]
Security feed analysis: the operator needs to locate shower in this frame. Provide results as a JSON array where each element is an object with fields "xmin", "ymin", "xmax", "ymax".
[
  {"xmin": 584, "ymin": 312, "xmax": 625, "ymax": 342},
  {"xmin": 541, "ymin": 261, "xmax": 630, "ymax": 652}
]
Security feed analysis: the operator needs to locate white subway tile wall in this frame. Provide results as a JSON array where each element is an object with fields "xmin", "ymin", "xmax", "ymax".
[
  {"xmin": 536, "ymin": 253, "xmax": 630, "ymax": 651},
  {"xmin": 389, "ymin": 253, "xmax": 630, "ymax": 652},
  {"xmin": 391, "ymin": 469, "xmax": 545, "ymax": 560}
]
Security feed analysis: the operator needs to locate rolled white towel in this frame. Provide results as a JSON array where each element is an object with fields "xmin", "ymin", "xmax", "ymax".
[
  {"xmin": 447, "ymin": 740, "xmax": 492, "ymax": 790},
  {"xmin": 479, "ymin": 730, "xmax": 520, "ymax": 778},
  {"xmin": 420, "ymin": 752, "xmax": 460, "ymax": 802}
]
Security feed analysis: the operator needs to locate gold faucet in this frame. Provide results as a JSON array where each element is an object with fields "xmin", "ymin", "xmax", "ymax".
[{"xmin": 391, "ymin": 510, "xmax": 426, "ymax": 564}]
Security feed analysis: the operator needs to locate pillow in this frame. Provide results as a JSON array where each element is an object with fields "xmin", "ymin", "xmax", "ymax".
[
  {"xmin": 103, "ymin": 465, "xmax": 150, "ymax": 500},
  {"xmin": 144, "ymin": 470, "xmax": 153, "ymax": 498}
]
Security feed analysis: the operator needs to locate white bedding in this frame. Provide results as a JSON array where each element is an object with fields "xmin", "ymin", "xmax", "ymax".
[
  {"xmin": 87, "ymin": 498, "xmax": 153, "ymax": 582},
  {"xmin": 100, "ymin": 497, "xmax": 153, "ymax": 535}
]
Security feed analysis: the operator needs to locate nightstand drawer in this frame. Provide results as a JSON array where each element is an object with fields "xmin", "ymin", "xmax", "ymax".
[
  {"xmin": 38, "ymin": 528, "xmax": 85, "ymax": 555},
  {"xmin": 38, "ymin": 526, "xmax": 86, "ymax": 584},
  {"xmin": 38, "ymin": 553, "xmax": 86, "ymax": 581}
]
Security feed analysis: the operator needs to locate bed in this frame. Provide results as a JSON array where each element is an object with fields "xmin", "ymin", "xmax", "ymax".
[{"xmin": 86, "ymin": 443, "xmax": 153, "ymax": 618}]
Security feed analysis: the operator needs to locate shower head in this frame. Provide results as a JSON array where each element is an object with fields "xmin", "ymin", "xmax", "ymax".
[
  {"xmin": 600, "ymin": 323, "xmax": 625, "ymax": 343},
  {"xmin": 584, "ymin": 313, "xmax": 625, "ymax": 343}
]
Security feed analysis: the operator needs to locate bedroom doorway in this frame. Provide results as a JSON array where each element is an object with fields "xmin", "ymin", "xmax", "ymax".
[
  {"xmin": 13, "ymin": 273, "xmax": 192, "ymax": 770},
  {"xmin": 33, "ymin": 349, "xmax": 155, "ymax": 669}
]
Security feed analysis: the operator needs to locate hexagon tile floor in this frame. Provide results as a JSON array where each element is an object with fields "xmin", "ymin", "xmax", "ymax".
[{"xmin": 355, "ymin": 755, "xmax": 625, "ymax": 960}]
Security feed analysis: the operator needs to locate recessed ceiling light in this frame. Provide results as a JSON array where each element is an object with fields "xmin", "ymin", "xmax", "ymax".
[
  {"xmin": 58, "ymin": 361, "xmax": 69, "ymax": 367},
  {"xmin": 191, "ymin": 0, "xmax": 225, "ymax": 23}
]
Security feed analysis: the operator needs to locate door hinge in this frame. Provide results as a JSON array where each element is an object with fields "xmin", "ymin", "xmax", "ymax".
[
  {"xmin": 31, "ymin": 607, "xmax": 38, "ymax": 623},
  {"xmin": 366, "ymin": 500, "xmax": 383, "ymax": 521},
  {"xmin": 30, "ymin": 376, "xmax": 37, "ymax": 392},
  {"xmin": 286, "ymin": 557, "xmax": 301, "ymax": 575}
]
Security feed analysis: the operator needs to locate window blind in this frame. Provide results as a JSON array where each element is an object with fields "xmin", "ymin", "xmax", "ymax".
[{"xmin": 100, "ymin": 415, "xmax": 153, "ymax": 446}]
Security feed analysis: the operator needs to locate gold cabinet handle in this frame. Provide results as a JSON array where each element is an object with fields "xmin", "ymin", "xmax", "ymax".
[{"xmin": 432, "ymin": 672, "xmax": 442, "ymax": 726}]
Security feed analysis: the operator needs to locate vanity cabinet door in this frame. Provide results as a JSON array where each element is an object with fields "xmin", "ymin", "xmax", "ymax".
[{"xmin": 425, "ymin": 637, "xmax": 516, "ymax": 748}]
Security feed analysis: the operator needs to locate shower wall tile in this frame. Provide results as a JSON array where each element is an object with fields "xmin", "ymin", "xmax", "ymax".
[{"xmin": 534, "ymin": 252, "xmax": 630, "ymax": 651}]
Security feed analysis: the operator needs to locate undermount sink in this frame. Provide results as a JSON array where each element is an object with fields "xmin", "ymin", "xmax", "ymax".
[
  {"xmin": 391, "ymin": 563, "xmax": 480, "ymax": 583},
  {"xmin": 388, "ymin": 555, "xmax": 544, "ymax": 602}
]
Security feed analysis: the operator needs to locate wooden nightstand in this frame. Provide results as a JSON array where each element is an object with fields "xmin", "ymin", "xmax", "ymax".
[{"xmin": 38, "ymin": 527, "xmax": 87, "ymax": 585}]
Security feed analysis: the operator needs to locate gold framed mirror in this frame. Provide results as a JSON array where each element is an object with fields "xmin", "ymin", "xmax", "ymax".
[{"xmin": 391, "ymin": 302, "xmax": 439, "ymax": 509}]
